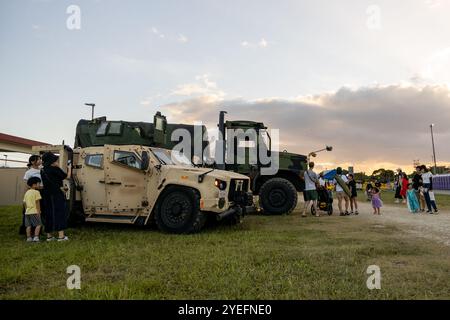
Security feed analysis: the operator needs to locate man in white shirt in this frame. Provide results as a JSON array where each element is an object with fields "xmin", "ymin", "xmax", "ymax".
[
  {"xmin": 302, "ymin": 162, "xmax": 319, "ymax": 217},
  {"xmin": 421, "ymin": 166, "xmax": 438, "ymax": 213},
  {"xmin": 333, "ymin": 167, "xmax": 350, "ymax": 216}
]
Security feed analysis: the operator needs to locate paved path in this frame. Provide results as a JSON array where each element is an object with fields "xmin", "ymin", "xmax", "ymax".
[{"xmin": 350, "ymin": 201, "xmax": 450, "ymax": 246}]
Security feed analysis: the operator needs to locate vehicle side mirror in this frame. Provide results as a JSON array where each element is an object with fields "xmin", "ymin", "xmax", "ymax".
[{"xmin": 141, "ymin": 151, "xmax": 150, "ymax": 170}]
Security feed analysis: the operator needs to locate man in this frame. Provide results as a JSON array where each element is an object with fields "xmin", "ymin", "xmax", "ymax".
[
  {"xmin": 334, "ymin": 167, "xmax": 350, "ymax": 216},
  {"xmin": 302, "ymin": 162, "xmax": 319, "ymax": 218}
]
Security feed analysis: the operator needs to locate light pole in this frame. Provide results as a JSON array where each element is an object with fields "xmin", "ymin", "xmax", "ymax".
[
  {"xmin": 430, "ymin": 124, "xmax": 437, "ymax": 174},
  {"xmin": 308, "ymin": 146, "xmax": 333, "ymax": 158},
  {"xmin": 85, "ymin": 103, "xmax": 96, "ymax": 121}
]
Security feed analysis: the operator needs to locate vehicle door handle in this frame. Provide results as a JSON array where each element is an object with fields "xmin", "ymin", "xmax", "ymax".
[{"xmin": 98, "ymin": 180, "xmax": 121, "ymax": 185}]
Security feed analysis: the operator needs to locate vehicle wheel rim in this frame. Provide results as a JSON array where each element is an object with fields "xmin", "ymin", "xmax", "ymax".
[
  {"xmin": 268, "ymin": 188, "xmax": 286, "ymax": 208},
  {"xmin": 161, "ymin": 195, "xmax": 191, "ymax": 228}
]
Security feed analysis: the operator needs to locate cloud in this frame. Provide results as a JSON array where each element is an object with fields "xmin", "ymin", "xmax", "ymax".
[
  {"xmin": 241, "ymin": 38, "xmax": 270, "ymax": 49},
  {"xmin": 424, "ymin": 0, "xmax": 442, "ymax": 8},
  {"xmin": 140, "ymin": 94, "xmax": 162, "ymax": 106},
  {"xmin": 150, "ymin": 27, "xmax": 189, "ymax": 43},
  {"xmin": 171, "ymin": 74, "xmax": 225, "ymax": 99},
  {"xmin": 177, "ymin": 34, "xmax": 188, "ymax": 43},
  {"xmin": 159, "ymin": 84, "xmax": 450, "ymax": 173},
  {"xmin": 421, "ymin": 47, "xmax": 450, "ymax": 85},
  {"xmin": 151, "ymin": 27, "xmax": 165, "ymax": 38}
]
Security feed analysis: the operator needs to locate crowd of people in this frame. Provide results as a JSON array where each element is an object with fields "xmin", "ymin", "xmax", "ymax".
[
  {"xmin": 302, "ymin": 163, "xmax": 364, "ymax": 217},
  {"xmin": 21, "ymin": 153, "xmax": 72, "ymax": 242},
  {"xmin": 302, "ymin": 163, "xmax": 440, "ymax": 218},
  {"xmin": 393, "ymin": 166, "xmax": 439, "ymax": 214}
]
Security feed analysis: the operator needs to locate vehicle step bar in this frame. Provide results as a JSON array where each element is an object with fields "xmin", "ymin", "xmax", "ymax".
[{"xmin": 85, "ymin": 216, "xmax": 139, "ymax": 224}]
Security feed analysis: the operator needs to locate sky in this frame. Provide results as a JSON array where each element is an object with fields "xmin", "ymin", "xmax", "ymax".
[{"xmin": 1, "ymin": 0, "xmax": 450, "ymax": 173}]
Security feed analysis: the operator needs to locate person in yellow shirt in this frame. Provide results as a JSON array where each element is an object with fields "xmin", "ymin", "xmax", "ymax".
[{"xmin": 23, "ymin": 177, "xmax": 43, "ymax": 242}]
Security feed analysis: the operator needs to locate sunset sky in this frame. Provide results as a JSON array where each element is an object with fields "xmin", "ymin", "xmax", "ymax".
[{"xmin": 1, "ymin": 0, "xmax": 450, "ymax": 173}]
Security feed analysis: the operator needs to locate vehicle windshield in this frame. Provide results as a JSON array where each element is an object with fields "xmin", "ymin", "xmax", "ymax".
[{"xmin": 151, "ymin": 148, "xmax": 194, "ymax": 166}]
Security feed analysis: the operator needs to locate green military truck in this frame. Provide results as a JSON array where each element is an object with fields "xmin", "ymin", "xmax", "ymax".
[
  {"xmin": 214, "ymin": 111, "xmax": 307, "ymax": 215},
  {"xmin": 74, "ymin": 111, "xmax": 312, "ymax": 215}
]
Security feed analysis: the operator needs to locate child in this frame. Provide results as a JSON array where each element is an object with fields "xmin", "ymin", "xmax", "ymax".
[
  {"xmin": 406, "ymin": 183, "xmax": 420, "ymax": 213},
  {"xmin": 348, "ymin": 174, "xmax": 359, "ymax": 215},
  {"xmin": 23, "ymin": 177, "xmax": 43, "ymax": 242},
  {"xmin": 365, "ymin": 182, "xmax": 373, "ymax": 201},
  {"xmin": 371, "ymin": 187, "xmax": 383, "ymax": 215}
]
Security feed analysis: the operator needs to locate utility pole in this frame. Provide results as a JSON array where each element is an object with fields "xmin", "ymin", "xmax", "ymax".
[
  {"xmin": 430, "ymin": 124, "xmax": 437, "ymax": 174},
  {"xmin": 85, "ymin": 103, "xmax": 96, "ymax": 121}
]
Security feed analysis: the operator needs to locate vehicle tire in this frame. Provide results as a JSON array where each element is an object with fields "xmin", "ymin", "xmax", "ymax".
[
  {"xmin": 259, "ymin": 178, "xmax": 298, "ymax": 215},
  {"xmin": 327, "ymin": 204, "xmax": 333, "ymax": 216},
  {"xmin": 155, "ymin": 186, "xmax": 206, "ymax": 234},
  {"xmin": 68, "ymin": 201, "xmax": 85, "ymax": 227},
  {"xmin": 311, "ymin": 205, "xmax": 316, "ymax": 216}
]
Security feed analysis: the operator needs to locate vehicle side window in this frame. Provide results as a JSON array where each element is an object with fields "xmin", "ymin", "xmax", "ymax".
[
  {"xmin": 113, "ymin": 151, "xmax": 141, "ymax": 169},
  {"xmin": 96, "ymin": 122, "xmax": 109, "ymax": 136},
  {"xmin": 108, "ymin": 122, "xmax": 123, "ymax": 135},
  {"xmin": 85, "ymin": 154, "xmax": 103, "ymax": 168}
]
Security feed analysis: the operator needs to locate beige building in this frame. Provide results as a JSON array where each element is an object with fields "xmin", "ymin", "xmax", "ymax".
[{"xmin": 0, "ymin": 132, "xmax": 49, "ymax": 206}]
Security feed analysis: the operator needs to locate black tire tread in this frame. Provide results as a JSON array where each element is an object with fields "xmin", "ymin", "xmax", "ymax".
[
  {"xmin": 155, "ymin": 186, "xmax": 207, "ymax": 234},
  {"xmin": 259, "ymin": 178, "xmax": 298, "ymax": 215}
]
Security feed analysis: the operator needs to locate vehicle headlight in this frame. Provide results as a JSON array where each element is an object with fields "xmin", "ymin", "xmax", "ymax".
[{"xmin": 214, "ymin": 179, "xmax": 227, "ymax": 190}]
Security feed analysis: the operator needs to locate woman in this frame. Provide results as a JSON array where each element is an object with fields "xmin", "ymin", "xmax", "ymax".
[
  {"xmin": 421, "ymin": 165, "xmax": 438, "ymax": 214},
  {"xmin": 41, "ymin": 152, "xmax": 72, "ymax": 241},
  {"xmin": 394, "ymin": 169, "xmax": 403, "ymax": 203},
  {"xmin": 399, "ymin": 172, "xmax": 409, "ymax": 204},
  {"xmin": 19, "ymin": 155, "xmax": 43, "ymax": 235}
]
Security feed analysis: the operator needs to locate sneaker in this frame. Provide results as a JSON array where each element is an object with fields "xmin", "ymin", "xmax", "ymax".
[
  {"xmin": 355, "ymin": 211, "xmax": 359, "ymax": 215},
  {"xmin": 345, "ymin": 211, "xmax": 350, "ymax": 216},
  {"xmin": 26, "ymin": 237, "xmax": 33, "ymax": 242},
  {"xmin": 434, "ymin": 210, "xmax": 439, "ymax": 214},
  {"xmin": 57, "ymin": 236, "xmax": 69, "ymax": 242},
  {"xmin": 46, "ymin": 237, "xmax": 56, "ymax": 242},
  {"xmin": 32, "ymin": 236, "xmax": 40, "ymax": 242},
  {"xmin": 340, "ymin": 212, "xmax": 345, "ymax": 216}
]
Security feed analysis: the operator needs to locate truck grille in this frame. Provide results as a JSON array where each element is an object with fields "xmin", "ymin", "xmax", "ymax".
[{"xmin": 228, "ymin": 179, "xmax": 251, "ymax": 205}]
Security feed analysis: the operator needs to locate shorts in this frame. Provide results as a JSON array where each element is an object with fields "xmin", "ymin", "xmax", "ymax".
[
  {"xmin": 24, "ymin": 214, "xmax": 42, "ymax": 228},
  {"xmin": 336, "ymin": 191, "xmax": 349, "ymax": 198},
  {"xmin": 303, "ymin": 190, "xmax": 318, "ymax": 201}
]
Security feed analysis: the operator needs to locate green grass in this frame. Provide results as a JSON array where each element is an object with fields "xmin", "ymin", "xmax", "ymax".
[
  {"xmin": 358, "ymin": 190, "xmax": 450, "ymax": 210},
  {"xmin": 1, "ymin": 205, "xmax": 449, "ymax": 300}
]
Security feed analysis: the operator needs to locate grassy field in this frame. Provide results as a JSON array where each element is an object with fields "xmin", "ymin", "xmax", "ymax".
[
  {"xmin": 1, "ymin": 205, "xmax": 449, "ymax": 300},
  {"xmin": 357, "ymin": 190, "xmax": 450, "ymax": 210}
]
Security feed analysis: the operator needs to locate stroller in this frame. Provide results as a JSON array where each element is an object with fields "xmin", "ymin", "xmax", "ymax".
[{"xmin": 311, "ymin": 186, "xmax": 334, "ymax": 216}]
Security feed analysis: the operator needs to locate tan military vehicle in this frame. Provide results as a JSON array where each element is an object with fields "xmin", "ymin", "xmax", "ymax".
[{"xmin": 32, "ymin": 144, "xmax": 253, "ymax": 234}]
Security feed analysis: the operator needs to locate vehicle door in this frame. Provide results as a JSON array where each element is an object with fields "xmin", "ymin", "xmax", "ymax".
[{"xmin": 103, "ymin": 145, "xmax": 148, "ymax": 211}]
